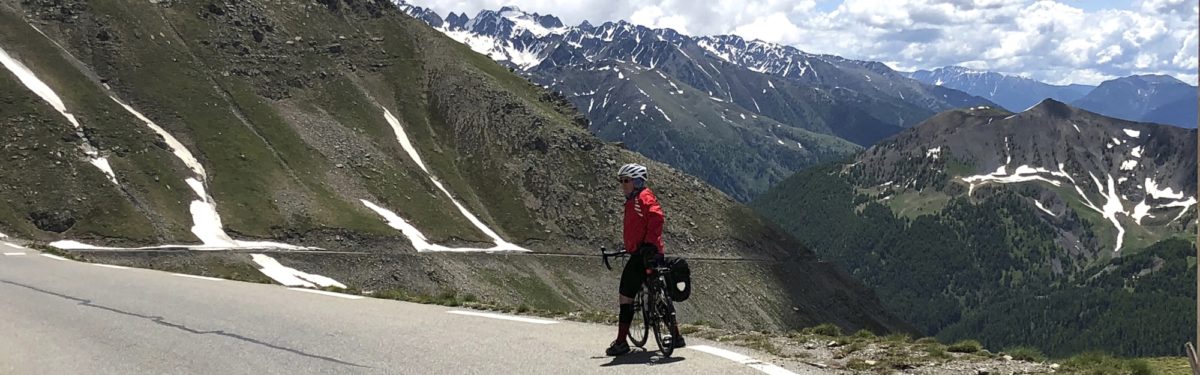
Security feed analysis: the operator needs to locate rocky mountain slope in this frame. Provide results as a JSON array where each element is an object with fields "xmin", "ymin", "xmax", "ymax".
[
  {"xmin": 0, "ymin": 0, "xmax": 909, "ymax": 333},
  {"xmin": 854, "ymin": 99, "xmax": 1195, "ymax": 254},
  {"xmin": 395, "ymin": 2, "xmax": 995, "ymax": 200},
  {"xmin": 752, "ymin": 100, "xmax": 1197, "ymax": 356}
]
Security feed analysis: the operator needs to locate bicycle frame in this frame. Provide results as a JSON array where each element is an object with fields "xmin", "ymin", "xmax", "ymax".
[{"xmin": 601, "ymin": 247, "xmax": 679, "ymax": 357}]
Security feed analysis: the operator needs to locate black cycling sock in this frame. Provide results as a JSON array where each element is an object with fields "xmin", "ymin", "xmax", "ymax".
[{"xmin": 618, "ymin": 303, "xmax": 634, "ymax": 325}]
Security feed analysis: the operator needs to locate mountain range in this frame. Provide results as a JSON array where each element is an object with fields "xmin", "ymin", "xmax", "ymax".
[
  {"xmin": 910, "ymin": 67, "xmax": 1197, "ymax": 128},
  {"xmin": 752, "ymin": 99, "xmax": 1197, "ymax": 356},
  {"xmin": 396, "ymin": 2, "xmax": 996, "ymax": 200},
  {"xmin": 908, "ymin": 66, "xmax": 1095, "ymax": 112},
  {"xmin": 0, "ymin": 0, "xmax": 910, "ymax": 334}
]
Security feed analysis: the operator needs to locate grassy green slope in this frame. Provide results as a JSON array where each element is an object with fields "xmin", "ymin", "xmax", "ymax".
[
  {"xmin": 0, "ymin": 8, "xmax": 195, "ymax": 243},
  {"xmin": 752, "ymin": 163, "xmax": 1196, "ymax": 357}
]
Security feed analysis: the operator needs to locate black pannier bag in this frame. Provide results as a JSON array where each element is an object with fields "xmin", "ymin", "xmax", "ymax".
[{"xmin": 665, "ymin": 257, "xmax": 691, "ymax": 302}]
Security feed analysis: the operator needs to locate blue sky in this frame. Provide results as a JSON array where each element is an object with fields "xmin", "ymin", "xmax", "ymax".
[
  {"xmin": 813, "ymin": 0, "xmax": 843, "ymax": 12},
  {"xmin": 1066, "ymin": 0, "xmax": 1134, "ymax": 11},
  {"xmin": 411, "ymin": 0, "xmax": 1198, "ymax": 85}
]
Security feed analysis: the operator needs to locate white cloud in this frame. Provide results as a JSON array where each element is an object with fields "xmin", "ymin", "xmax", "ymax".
[
  {"xmin": 1139, "ymin": 0, "xmax": 1194, "ymax": 15},
  {"xmin": 1047, "ymin": 69, "xmax": 1117, "ymax": 86},
  {"xmin": 629, "ymin": 5, "xmax": 691, "ymax": 34},
  {"xmin": 732, "ymin": 12, "xmax": 802, "ymax": 43},
  {"xmin": 1173, "ymin": 29, "xmax": 1199, "ymax": 69},
  {"xmin": 407, "ymin": 0, "xmax": 1198, "ymax": 85}
]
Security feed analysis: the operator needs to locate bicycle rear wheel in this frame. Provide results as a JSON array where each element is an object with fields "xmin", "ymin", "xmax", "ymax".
[
  {"xmin": 657, "ymin": 290, "xmax": 678, "ymax": 357},
  {"xmin": 650, "ymin": 280, "xmax": 677, "ymax": 357},
  {"xmin": 628, "ymin": 289, "xmax": 649, "ymax": 347}
]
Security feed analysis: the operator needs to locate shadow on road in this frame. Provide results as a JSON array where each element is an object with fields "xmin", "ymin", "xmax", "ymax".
[{"xmin": 594, "ymin": 348, "xmax": 686, "ymax": 367}]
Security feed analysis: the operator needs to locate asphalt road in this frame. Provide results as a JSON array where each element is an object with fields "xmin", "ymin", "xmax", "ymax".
[{"xmin": 0, "ymin": 241, "xmax": 813, "ymax": 374}]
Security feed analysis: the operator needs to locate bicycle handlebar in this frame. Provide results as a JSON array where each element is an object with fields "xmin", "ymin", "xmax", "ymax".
[
  {"xmin": 600, "ymin": 246, "xmax": 627, "ymax": 271},
  {"xmin": 601, "ymin": 246, "xmax": 671, "ymax": 274}
]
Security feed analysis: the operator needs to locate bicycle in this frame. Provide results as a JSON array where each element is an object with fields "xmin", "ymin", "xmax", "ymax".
[{"xmin": 601, "ymin": 246, "xmax": 680, "ymax": 357}]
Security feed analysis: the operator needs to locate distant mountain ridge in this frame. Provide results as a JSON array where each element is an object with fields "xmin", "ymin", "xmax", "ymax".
[
  {"xmin": 395, "ymin": 1, "xmax": 996, "ymax": 200},
  {"xmin": 1071, "ymin": 74, "xmax": 1197, "ymax": 128},
  {"xmin": 910, "ymin": 67, "xmax": 1197, "ymax": 129},
  {"xmin": 908, "ymin": 66, "xmax": 1094, "ymax": 112}
]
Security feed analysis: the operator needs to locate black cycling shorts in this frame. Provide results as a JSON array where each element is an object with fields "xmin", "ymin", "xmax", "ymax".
[
  {"xmin": 619, "ymin": 250, "xmax": 647, "ymax": 298},
  {"xmin": 619, "ymin": 246, "xmax": 660, "ymax": 298}
]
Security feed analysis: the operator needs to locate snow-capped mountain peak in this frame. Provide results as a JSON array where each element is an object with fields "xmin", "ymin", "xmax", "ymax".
[
  {"xmin": 393, "ymin": 0, "xmax": 996, "ymax": 200},
  {"xmin": 465, "ymin": 7, "xmax": 567, "ymax": 38}
]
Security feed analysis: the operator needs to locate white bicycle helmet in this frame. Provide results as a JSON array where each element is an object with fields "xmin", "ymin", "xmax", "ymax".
[{"xmin": 616, "ymin": 163, "xmax": 648, "ymax": 180}]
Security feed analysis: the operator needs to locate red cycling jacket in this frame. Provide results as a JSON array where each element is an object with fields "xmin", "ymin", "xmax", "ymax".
[{"xmin": 624, "ymin": 187, "xmax": 665, "ymax": 255}]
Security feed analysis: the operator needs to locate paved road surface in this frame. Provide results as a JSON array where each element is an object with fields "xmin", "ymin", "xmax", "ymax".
[{"xmin": 0, "ymin": 241, "xmax": 814, "ymax": 374}]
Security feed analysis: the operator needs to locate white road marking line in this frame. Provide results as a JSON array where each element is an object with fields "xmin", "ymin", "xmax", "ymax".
[
  {"xmin": 4, "ymin": 252, "xmax": 26, "ymax": 256},
  {"xmin": 2, "ymin": 242, "xmax": 26, "ymax": 249},
  {"xmin": 41, "ymin": 254, "xmax": 69, "ymax": 261},
  {"xmin": 689, "ymin": 345, "xmax": 798, "ymax": 375},
  {"xmin": 446, "ymin": 310, "xmax": 559, "ymax": 325},
  {"xmin": 171, "ymin": 273, "xmax": 223, "ymax": 281},
  {"xmin": 288, "ymin": 288, "xmax": 365, "ymax": 300},
  {"xmin": 93, "ymin": 264, "xmax": 130, "ymax": 270}
]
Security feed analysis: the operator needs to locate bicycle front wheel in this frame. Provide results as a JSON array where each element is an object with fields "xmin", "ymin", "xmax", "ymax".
[{"xmin": 628, "ymin": 289, "xmax": 649, "ymax": 347}]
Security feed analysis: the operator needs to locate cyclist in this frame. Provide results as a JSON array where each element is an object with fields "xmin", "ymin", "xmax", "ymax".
[{"xmin": 607, "ymin": 163, "xmax": 685, "ymax": 356}]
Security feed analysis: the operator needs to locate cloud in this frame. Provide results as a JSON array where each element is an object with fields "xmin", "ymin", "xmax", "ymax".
[
  {"xmin": 406, "ymin": 0, "xmax": 1198, "ymax": 85},
  {"xmin": 888, "ymin": 28, "xmax": 944, "ymax": 43},
  {"xmin": 731, "ymin": 12, "xmax": 802, "ymax": 43},
  {"xmin": 629, "ymin": 5, "xmax": 691, "ymax": 34},
  {"xmin": 1139, "ymin": 0, "xmax": 1194, "ymax": 16}
]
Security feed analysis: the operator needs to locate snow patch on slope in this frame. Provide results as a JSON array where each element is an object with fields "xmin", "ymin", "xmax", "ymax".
[
  {"xmin": 112, "ymin": 99, "xmax": 206, "ymax": 177},
  {"xmin": 1143, "ymin": 178, "xmax": 1197, "ymax": 223},
  {"xmin": 926, "ymin": 147, "xmax": 941, "ymax": 159},
  {"xmin": 362, "ymin": 200, "xmax": 527, "ymax": 252},
  {"xmin": 654, "ymin": 106, "xmax": 671, "ymax": 122},
  {"xmin": 1132, "ymin": 201, "xmax": 1154, "ymax": 225},
  {"xmin": 503, "ymin": 12, "xmax": 567, "ymax": 38},
  {"xmin": 955, "ymin": 160, "xmax": 1154, "ymax": 252},
  {"xmin": 251, "ymin": 254, "xmax": 347, "ymax": 288},
  {"xmin": 376, "ymin": 108, "xmax": 529, "ymax": 252},
  {"xmin": 1145, "ymin": 178, "xmax": 1185, "ymax": 200},
  {"xmin": 0, "ymin": 45, "xmax": 117, "ymax": 185},
  {"xmin": 962, "ymin": 165, "xmax": 1063, "ymax": 196},
  {"xmin": 440, "ymin": 29, "xmax": 543, "ymax": 70},
  {"xmin": 1093, "ymin": 173, "xmax": 1127, "ymax": 252},
  {"xmin": 4, "ymin": 41, "xmax": 308, "ymax": 251},
  {"xmin": 1034, "ymin": 200, "xmax": 1055, "ymax": 216},
  {"xmin": 110, "ymin": 98, "xmax": 304, "ymax": 250},
  {"xmin": 697, "ymin": 39, "xmax": 734, "ymax": 63}
]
